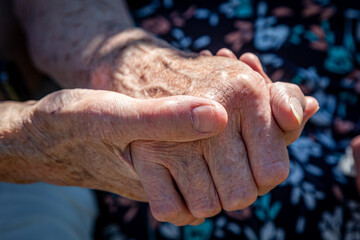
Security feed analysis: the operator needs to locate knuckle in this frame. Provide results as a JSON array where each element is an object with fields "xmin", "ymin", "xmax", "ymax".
[
  {"xmin": 271, "ymin": 85, "xmax": 287, "ymax": 100},
  {"xmin": 190, "ymin": 197, "xmax": 221, "ymax": 218},
  {"xmin": 221, "ymin": 185, "xmax": 258, "ymax": 211},
  {"xmin": 274, "ymin": 81, "xmax": 300, "ymax": 91},
  {"xmin": 254, "ymin": 160, "xmax": 290, "ymax": 190},
  {"xmin": 209, "ymin": 70, "xmax": 267, "ymax": 109},
  {"xmin": 289, "ymin": 83, "xmax": 302, "ymax": 93},
  {"xmin": 151, "ymin": 202, "xmax": 182, "ymax": 222},
  {"xmin": 273, "ymin": 82, "xmax": 304, "ymax": 100}
]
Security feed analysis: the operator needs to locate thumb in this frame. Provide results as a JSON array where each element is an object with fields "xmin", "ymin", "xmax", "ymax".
[
  {"xmin": 270, "ymin": 82, "xmax": 319, "ymax": 132},
  {"xmin": 128, "ymin": 95, "xmax": 228, "ymax": 142}
]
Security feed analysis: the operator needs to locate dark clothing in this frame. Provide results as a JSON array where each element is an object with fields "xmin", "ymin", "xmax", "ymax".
[{"xmin": 95, "ymin": 0, "xmax": 360, "ymax": 239}]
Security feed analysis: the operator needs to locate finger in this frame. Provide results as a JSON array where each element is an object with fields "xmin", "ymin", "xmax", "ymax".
[
  {"xmin": 351, "ymin": 136, "xmax": 360, "ymax": 193},
  {"xmin": 132, "ymin": 145, "xmax": 197, "ymax": 226},
  {"xmin": 190, "ymin": 218, "xmax": 205, "ymax": 226},
  {"xmin": 128, "ymin": 95, "xmax": 228, "ymax": 142},
  {"xmin": 283, "ymin": 96, "xmax": 319, "ymax": 145},
  {"xmin": 216, "ymin": 48, "xmax": 237, "ymax": 59},
  {"xmin": 271, "ymin": 82, "xmax": 319, "ymax": 134},
  {"xmin": 240, "ymin": 58, "xmax": 319, "ymax": 142},
  {"xmin": 199, "ymin": 50, "xmax": 213, "ymax": 56},
  {"xmin": 168, "ymin": 143, "xmax": 221, "ymax": 219},
  {"xmin": 241, "ymin": 77, "xmax": 289, "ymax": 195},
  {"xmin": 239, "ymin": 53, "xmax": 271, "ymax": 83},
  {"xmin": 238, "ymin": 54, "xmax": 305, "ymax": 140},
  {"xmin": 270, "ymin": 82, "xmax": 307, "ymax": 132},
  {"xmin": 205, "ymin": 126, "xmax": 258, "ymax": 211}
]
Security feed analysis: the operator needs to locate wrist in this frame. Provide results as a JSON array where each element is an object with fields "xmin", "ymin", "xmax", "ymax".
[{"xmin": 0, "ymin": 100, "xmax": 39, "ymax": 183}]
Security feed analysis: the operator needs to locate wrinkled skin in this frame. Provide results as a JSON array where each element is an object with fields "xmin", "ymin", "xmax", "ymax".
[
  {"xmin": 207, "ymin": 49, "xmax": 316, "ymax": 145},
  {"xmin": 16, "ymin": 89, "xmax": 227, "ymax": 199},
  {"xmin": 9, "ymin": 1, "xmax": 319, "ymax": 226},
  {"xmin": 90, "ymin": 43, "xmax": 319, "ymax": 225}
]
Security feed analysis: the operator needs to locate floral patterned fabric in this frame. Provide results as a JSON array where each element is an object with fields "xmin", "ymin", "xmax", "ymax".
[{"xmin": 94, "ymin": 0, "xmax": 360, "ymax": 239}]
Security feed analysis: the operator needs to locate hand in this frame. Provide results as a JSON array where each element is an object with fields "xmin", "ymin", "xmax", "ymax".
[
  {"xmin": 201, "ymin": 48, "xmax": 319, "ymax": 145},
  {"xmin": 6, "ymin": 89, "xmax": 227, "ymax": 200},
  {"xmin": 90, "ymin": 39, "xmax": 319, "ymax": 226},
  {"xmin": 14, "ymin": 0, "xmax": 318, "ymax": 224}
]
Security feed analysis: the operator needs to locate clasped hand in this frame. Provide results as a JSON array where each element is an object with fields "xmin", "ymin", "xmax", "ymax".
[{"xmin": 28, "ymin": 48, "xmax": 318, "ymax": 226}]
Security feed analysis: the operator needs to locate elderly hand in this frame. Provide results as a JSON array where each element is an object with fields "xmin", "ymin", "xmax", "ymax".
[
  {"xmin": 14, "ymin": 0, "xmax": 318, "ymax": 227},
  {"xmin": 1, "ymin": 89, "xmax": 227, "ymax": 200},
  {"xmin": 89, "ymin": 33, "xmax": 319, "ymax": 226},
  {"xmin": 203, "ymin": 48, "xmax": 318, "ymax": 145}
]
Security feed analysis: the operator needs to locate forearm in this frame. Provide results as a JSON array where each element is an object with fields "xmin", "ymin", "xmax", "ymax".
[
  {"xmin": 14, "ymin": 0, "xmax": 198, "ymax": 95},
  {"xmin": 0, "ymin": 100, "xmax": 38, "ymax": 183},
  {"xmin": 14, "ymin": 0, "xmax": 150, "ymax": 89}
]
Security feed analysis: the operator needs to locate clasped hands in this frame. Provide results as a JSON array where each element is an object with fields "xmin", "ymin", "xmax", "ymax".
[{"xmin": 28, "ymin": 46, "xmax": 318, "ymax": 226}]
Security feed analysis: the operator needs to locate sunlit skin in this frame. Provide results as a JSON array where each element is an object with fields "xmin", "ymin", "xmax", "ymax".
[{"xmin": 0, "ymin": 0, "xmax": 323, "ymax": 226}]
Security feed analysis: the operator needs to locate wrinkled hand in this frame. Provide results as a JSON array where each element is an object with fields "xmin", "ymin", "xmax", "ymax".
[
  {"xmin": 22, "ymin": 89, "xmax": 227, "ymax": 200},
  {"xmin": 91, "ymin": 44, "xmax": 319, "ymax": 226},
  {"xmin": 201, "ymin": 48, "xmax": 319, "ymax": 145}
]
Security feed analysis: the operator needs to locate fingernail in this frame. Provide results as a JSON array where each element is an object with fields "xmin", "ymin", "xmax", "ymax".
[
  {"xmin": 289, "ymin": 98, "xmax": 303, "ymax": 125},
  {"xmin": 191, "ymin": 105, "xmax": 217, "ymax": 133}
]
